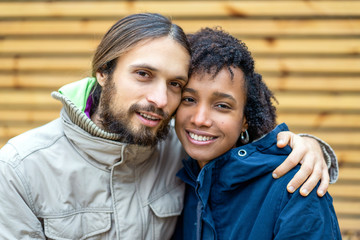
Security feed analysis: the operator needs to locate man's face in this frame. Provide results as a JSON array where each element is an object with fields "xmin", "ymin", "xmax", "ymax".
[{"xmin": 95, "ymin": 37, "xmax": 190, "ymax": 146}]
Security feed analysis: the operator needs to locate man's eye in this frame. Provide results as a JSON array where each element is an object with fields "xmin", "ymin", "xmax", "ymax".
[
  {"xmin": 136, "ymin": 70, "xmax": 150, "ymax": 78},
  {"xmin": 170, "ymin": 81, "xmax": 182, "ymax": 88}
]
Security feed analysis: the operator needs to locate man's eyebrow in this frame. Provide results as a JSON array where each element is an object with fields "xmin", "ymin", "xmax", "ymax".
[
  {"xmin": 130, "ymin": 63, "xmax": 157, "ymax": 71},
  {"xmin": 213, "ymin": 91, "xmax": 236, "ymax": 102},
  {"xmin": 177, "ymin": 76, "xmax": 188, "ymax": 83},
  {"xmin": 130, "ymin": 63, "xmax": 188, "ymax": 82}
]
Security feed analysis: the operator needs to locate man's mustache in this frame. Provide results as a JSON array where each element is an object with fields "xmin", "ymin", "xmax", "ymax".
[{"xmin": 129, "ymin": 103, "xmax": 169, "ymax": 119}]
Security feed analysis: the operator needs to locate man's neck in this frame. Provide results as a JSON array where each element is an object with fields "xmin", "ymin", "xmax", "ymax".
[
  {"xmin": 85, "ymin": 94, "xmax": 105, "ymax": 131},
  {"xmin": 90, "ymin": 109, "xmax": 105, "ymax": 130}
]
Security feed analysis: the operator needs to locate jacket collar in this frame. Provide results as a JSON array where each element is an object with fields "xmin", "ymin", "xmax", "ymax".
[
  {"xmin": 52, "ymin": 77, "xmax": 123, "ymax": 141},
  {"xmin": 178, "ymin": 123, "xmax": 292, "ymax": 200},
  {"xmin": 52, "ymin": 78, "xmax": 155, "ymax": 170}
]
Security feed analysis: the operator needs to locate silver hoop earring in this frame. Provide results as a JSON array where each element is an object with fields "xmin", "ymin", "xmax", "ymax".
[{"xmin": 240, "ymin": 130, "xmax": 249, "ymax": 145}]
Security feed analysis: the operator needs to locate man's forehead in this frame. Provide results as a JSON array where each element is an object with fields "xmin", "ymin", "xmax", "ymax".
[{"xmin": 119, "ymin": 38, "xmax": 189, "ymax": 77}]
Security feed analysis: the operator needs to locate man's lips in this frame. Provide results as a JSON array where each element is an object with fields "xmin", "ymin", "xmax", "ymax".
[
  {"xmin": 138, "ymin": 112, "xmax": 162, "ymax": 121},
  {"xmin": 136, "ymin": 111, "xmax": 163, "ymax": 127}
]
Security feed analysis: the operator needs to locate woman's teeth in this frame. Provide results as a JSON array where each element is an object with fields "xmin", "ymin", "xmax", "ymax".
[{"xmin": 189, "ymin": 132, "xmax": 214, "ymax": 141}]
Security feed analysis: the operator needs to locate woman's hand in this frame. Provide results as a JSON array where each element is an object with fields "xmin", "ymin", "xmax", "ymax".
[{"xmin": 273, "ymin": 131, "xmax": 329, "ymax": 197}]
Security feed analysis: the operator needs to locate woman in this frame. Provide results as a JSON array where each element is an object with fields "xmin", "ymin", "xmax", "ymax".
[{"xmin": 173, "ymin": 28, "xmax": 341, "ymax": 239}]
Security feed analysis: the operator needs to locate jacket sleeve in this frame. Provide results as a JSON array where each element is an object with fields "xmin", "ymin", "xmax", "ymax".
[
  {"xmin": 299, "ymin": 133, "xmax": 339, "ymax": 183},
  {"xmin": 0, "ymin": 145, "xmax": 46, "ymax": 239},
  {"xmin": 274, "ymin": 187, "xmax": 342, "ymax": 240}
]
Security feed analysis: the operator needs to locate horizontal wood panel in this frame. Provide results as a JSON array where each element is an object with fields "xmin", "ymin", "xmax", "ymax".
[
  {"xmin": 1, "ymin": 56, "xmax": 359, "ymax": 74},
  {"xmin": 1, "ymin": 38, "xmax": 359, "ymax": 56},
  {"xmin": 334, "ymin": 201, "xmax": 360, "ymax": 215},
  {"xmin": 2, "ymin": 125, "xmax": 358, "ymax": 162},
  {"xmin": 256, "ymin": 58, "xmax": 360, "ymax": 73},
  {"xmin": 2, "ymin": 19, "xmax": 360, "ymax": 36},
  {"xmin": 0, "ymin": 109, "xmax": 60, "ymax": 123},
  {"xmin": 0, "ymin": 90, "xmax": 60, "ymax": 107},
  {"xmin": 329, "ymin": 185, "xmax": 360, "ymax": 198},
  {"xmin": 0, "ymin": 39, "xmax": 98, "ymax": 55},
  {"xmin": 334, "ymin": 150, "xmax": 360, "ymax": 164},
  {"xmin": 2, "ymin": 90, "xmax": 359, "ymax": 112},
  {"xmin": 277, "ymin": 113, "xmax": 360, "ymax": 129},
  {"xmin": 1, "ymin": 108, "xmax": 358, "ymax": 130},
  {"xmin": 0, "ymin": 56, "xmax": 92, "ymax": 71},
  {"xmin": 291, "ymin": 131, "xmax": 360, "ymax": 147},
  {"xmin": 0, "ymin": 139, "xmax": 7, "ymax": 147},
  {"xmin": 337, "ymin": 168, "xmax": 360, "ymax": 181},
  {"xmin": 2, "ymin": 73, "xmax": 360, "ymax": 93},
  {"xmin": 276, "ymin": 93, "xmax": 360, "ymax": 111},
  {"xmin": 0, "ymin": 129, "xmax": 359, "ymax": 160},
  {"xmin": 0, "ymin": 73, "xmax": 84, "ymax": 88},
  {"xmin": 337, "ymin": 218, "xmax": 360, "ymax": 232},
  {"xmin": 265, "ymin": 76, "xmax": 360, "ymax": 92},
  {"xmin": 0, "ymin": 126, "xmax": 41, "ymax": 143},
  {"xmin": 1, "ymin": 123, "xmax": 359, "ymax": 148},
  {"xmin": 0, "ymin": 1, "xmax": 358, "ymax": 18}
]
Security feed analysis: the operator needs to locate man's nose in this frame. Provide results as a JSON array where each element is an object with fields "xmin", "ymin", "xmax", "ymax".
[{"xmin": 146, "ymin": 82, "xmax": 168, "ymax": 109}]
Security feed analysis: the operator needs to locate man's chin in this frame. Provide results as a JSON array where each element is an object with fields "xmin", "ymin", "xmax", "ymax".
[
  {"xmin": 105, "ymin": 118, "xmax": 170, "ymax": 146},
  {"xmin": 113, "ymin": 126, "xmax": 161, "ymax": 147}
]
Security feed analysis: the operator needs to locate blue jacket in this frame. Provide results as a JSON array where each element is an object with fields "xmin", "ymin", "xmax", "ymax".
[{"xmin": 174, "ymin": 123, "xmax": 341, "ymax": 240}]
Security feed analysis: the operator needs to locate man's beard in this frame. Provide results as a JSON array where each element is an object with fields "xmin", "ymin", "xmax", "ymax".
[{"xmin": 98, "ymin": 76, "xmax": 171, "ymax": 147}]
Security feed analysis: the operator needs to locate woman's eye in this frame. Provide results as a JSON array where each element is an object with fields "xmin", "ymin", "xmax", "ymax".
[
  {"xmin": 216, "ymin": 103, "xmax": 231, "ymax": 109},
  {"xmin": 182, "ymin": 97, "xmax": 195, "ymax": 103}
]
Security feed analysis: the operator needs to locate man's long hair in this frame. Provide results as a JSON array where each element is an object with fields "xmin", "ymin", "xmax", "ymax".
[{"xmin": 90, "ymin": 13, "xmax": 191, "ymax": 116}]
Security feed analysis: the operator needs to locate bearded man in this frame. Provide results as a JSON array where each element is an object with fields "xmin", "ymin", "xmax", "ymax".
[{"xmin": 0, "ymin": 13, "xmax": 338, "ymax": 239}]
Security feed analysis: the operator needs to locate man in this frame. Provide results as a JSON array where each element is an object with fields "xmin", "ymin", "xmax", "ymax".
[{"xmin": 0, "ymin": 13, "xmax": 338, "ymax": 239}]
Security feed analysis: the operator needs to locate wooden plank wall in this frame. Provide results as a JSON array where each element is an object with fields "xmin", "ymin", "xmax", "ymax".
[{"xmin": 0, "ymin": 0, "xmax": 359, "ymax": 238}]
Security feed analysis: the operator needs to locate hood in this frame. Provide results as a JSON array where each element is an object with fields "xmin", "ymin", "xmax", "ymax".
[
  {"xmin": 179, "ymin": 123, "xmax": 292, "ymax": 192},
  {"xmin": 51, "ymin": 77, "xmax": 122, "ymax": 140},
  {"xmin": 58, "ymin": 77, "xmax": 97, "ymax": 112}
]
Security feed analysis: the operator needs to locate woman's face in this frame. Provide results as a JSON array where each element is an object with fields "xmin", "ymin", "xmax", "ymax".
[{"xmin": 175, "ymin": 67, "xmax": 248, "ymax": 168}]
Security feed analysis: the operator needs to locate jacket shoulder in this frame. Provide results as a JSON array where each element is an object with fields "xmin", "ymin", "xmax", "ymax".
[{"xmin": 0, "ymin": 118, "xmax": 64, "ymax": 165}]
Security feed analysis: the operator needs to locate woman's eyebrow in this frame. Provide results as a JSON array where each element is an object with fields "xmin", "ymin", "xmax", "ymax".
[
  {"xmin": 213, "ymin": 91, "xmax": 236, "ymax": 102},
  {"xmin": 182, "ymin": 87, "xmax": 197, "ymax": 94}
]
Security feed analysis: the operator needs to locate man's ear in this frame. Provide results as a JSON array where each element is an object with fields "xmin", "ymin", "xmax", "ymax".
[{"xmin": 95, "ymin": 71, "xmax": 107, "ymax": 87}]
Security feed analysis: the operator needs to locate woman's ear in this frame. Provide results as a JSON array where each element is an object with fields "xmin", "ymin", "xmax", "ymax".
[
  {"xmin": 235, "ymin": 117, "xmax": 249, "ymax": 147},
  {"xmin": 95, "ymin": 71, "xmax": 107, "ymax": 87},
  {"xmin": 242, "ymin": 117, "xmax": 248, "ymax": 132}
]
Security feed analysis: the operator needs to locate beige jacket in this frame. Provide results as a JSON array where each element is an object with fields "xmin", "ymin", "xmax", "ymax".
[{"xmin": 0, "ymin": 87, "xmax": 186, "ymax": 239}]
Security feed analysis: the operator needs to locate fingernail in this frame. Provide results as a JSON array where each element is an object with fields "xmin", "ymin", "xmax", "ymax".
[
  {"xmin": 288, "ymin": 185, "xmax": 295, "ymax": 193},
  {"xmin": 318, "ymin": 190, "xmax": 324, "ymax": 196},
  {"xmin": 272, "ymin": 172, "xmax": 278, "ymax": 179},
  {"xmin": 278, "ymin": 139, "xmax": 284, "ymax": 145},
  {"xmin": 301, "ymin": 188, "xmax": 309, "ymax": 196}
]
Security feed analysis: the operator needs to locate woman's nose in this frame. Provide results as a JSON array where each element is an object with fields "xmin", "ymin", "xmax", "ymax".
[{"xmin": 191, "ymin": 105, "xmax": 212, "ymax": 127}]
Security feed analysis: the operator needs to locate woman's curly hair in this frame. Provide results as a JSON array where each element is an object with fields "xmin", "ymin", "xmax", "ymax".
[{"xmin": 187, "ymin": 27, "xmax": 277, "ymax": 144}]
